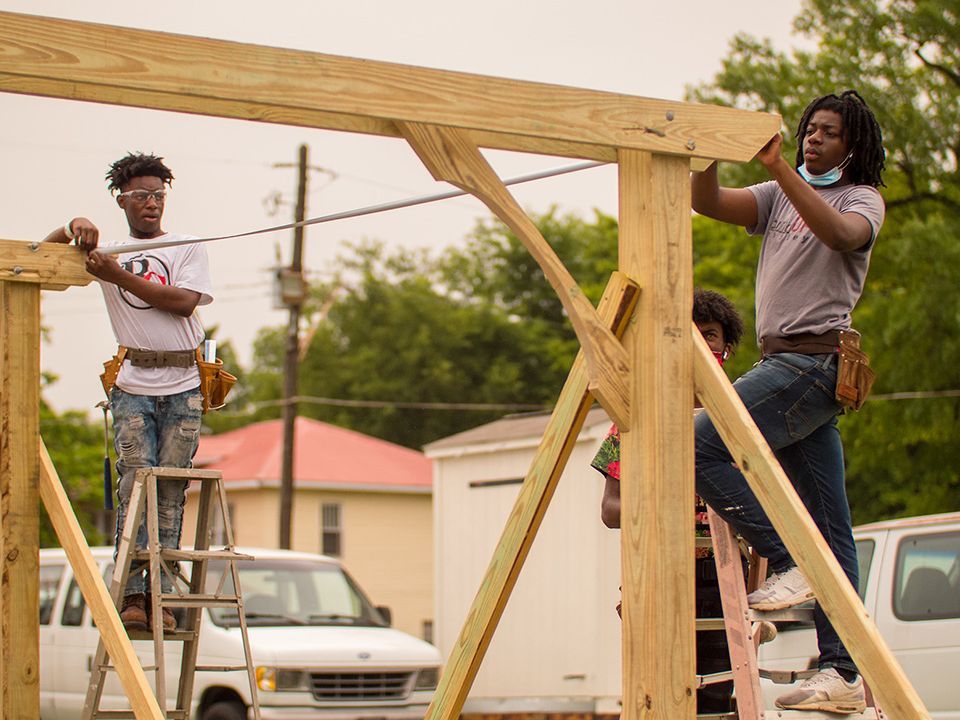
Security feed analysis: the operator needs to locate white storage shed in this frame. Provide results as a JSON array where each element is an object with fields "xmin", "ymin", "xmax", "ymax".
[{"xmin": 425, "ymin": 408, "xmax": 623, "ymax": 716}]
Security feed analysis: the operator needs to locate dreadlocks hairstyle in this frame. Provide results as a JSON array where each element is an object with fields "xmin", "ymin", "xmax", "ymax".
[
  {"xmin": 793, "ymin": 90, "xmax": 885, "ymax": 188},
  {"xmin": 693, "ymin": 288, "xmax": 744, "ymax": 350},
  {"xmin": 105, "ymin": 152, "xmax": 175, "ymax": 195}
]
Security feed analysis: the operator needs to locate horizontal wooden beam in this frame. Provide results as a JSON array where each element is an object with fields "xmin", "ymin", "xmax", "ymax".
[
  {"xmin": 0, "ymin": 12, "xmax": 780, "ymax": 163},
  {"xmin": 0, "ymin": 239, "xmax": 91, "ymax": 290}
]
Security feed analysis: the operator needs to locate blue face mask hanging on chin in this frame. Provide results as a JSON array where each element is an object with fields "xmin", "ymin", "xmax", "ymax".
[{"xmin": 798, "ymin": 150, "xmax": 854, "ymax": 187}]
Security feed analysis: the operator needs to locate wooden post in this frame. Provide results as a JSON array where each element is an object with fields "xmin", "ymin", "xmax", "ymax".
[
  {"xmin": 618, "ymin": 150, "xmax": 694, "ymax": 720},
  {"xmin": 0, "ymin": 280, "xmax": 41, "ymax": 717}
]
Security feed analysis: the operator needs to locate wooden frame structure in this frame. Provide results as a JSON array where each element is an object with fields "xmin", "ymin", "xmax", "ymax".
[{"xmin": 0, "ymin": 11, "xmax": 928, "ymax": 720}]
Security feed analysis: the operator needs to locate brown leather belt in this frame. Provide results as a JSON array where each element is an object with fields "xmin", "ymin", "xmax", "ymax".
[
  {"xmin": 760, "ymin": 330, "xmax": 842, "ymax": 356},
  {"xmin": 124, "ymin": 347, "xmax": 197, "ymax": 369}
]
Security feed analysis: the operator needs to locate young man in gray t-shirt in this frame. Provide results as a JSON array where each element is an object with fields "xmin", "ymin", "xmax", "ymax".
[{"xmin": 690, "ymin": 90, "xmax": 885, "ymax": 714}]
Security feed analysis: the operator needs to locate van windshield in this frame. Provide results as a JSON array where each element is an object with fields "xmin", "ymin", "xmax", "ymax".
[{"xmin": 204, "ymin": 558, "xmax": 389, "ymax": 628}]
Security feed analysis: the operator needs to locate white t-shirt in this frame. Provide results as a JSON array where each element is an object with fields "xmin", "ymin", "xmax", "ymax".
[{"xmin": 97, "ymin": 233, "xmax": 214, "ymax": 396}]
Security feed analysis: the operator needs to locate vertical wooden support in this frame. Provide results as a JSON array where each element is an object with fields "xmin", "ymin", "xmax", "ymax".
[
  {"xmin": 0, "ymin": 280, "xmax": 41, "ymax": 718},
  {"xmin": 618, "ymin": 151, "xmax": 694, "ymax": 720}
]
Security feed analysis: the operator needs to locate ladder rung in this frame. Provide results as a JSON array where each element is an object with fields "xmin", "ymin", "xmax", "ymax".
[
  {"xmin": 763, "ymin": 711, "xmax": 881, "ymax": 720},
  {"xmin": 159, "ymin": 595, "xmax": 242, "ymax": 608},
  {"xmin": 759, "ymin": 667, "xmax": 819, "ymax": 684},
  {"xmin": 124, "ymin": 629, "xmax": 196, "ymax": 642},
  {"xmin": 132, "ymin": 547, "xmax": 255, "ymax": 562},
  {"xmin": 696, "ymin": 670, "xmax": 734, "ymax": 687},
  {"xmin": 93, "ymin": 711, "xmax": 188, "ymax": 719},
  {"xmin": 196, "ymin": 664, "xmax": 253, "ymax": 672},
  {"xmin": 695, "ymin": 618, "xmax": 726, "ymax": 632},
  {"xmin": 748, "ymin": 606, "xmax": 815, "ymax": 622},
  {"xmin": 142, "ymin": 467, "xmax": 223, "ymax": 481}
]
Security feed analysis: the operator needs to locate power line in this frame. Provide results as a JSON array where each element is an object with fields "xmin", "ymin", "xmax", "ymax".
[
  {"xmin": 98, "ymin": 160, "xmax": 607, "ymax": 256},
  {"xmin": 216, "ymin": 395, "xmax": 550, "ymax": 416}
]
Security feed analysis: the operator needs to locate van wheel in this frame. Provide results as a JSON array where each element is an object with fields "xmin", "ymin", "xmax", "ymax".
[{"xmin": 203, "ymin": 700, "xmax": 247, "ymax": 720}]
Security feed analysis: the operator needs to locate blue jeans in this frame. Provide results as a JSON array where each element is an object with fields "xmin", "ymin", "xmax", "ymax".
[
  {"xmin": 694, "ymin": 352, "xmax": 859, "ymax": 674},
  {"xmin": 111, "ymin": 387, "xmax": 204, "ymax": 596}
]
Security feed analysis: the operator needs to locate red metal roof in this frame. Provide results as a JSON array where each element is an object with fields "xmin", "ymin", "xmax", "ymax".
[{"xmin": 194, "ymin": 417, "xmax": 432, "ymax": 492}]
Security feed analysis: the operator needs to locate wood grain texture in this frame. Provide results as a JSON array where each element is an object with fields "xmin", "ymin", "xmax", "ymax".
[
  {"xmin": 39, "ymin": 442, "xmax": 163, "ymax": 720},
  {"xmin": 0, "ymin": 281, "xmax": 40, "ymax": 717},
  {"xmin": 425, "ymin": 272, "xmax": 639, "ymax": 720},
  {"xmin": 692, "ymin": 327, "xmax": 930, "ymax": 720},
  {"xmin": 0, "ymin": 239, "xmax": 91, "ymax": 289},
  {"xmin": 401, "ymin": 122, "xmax": 631, "ymax": 427},
  {"xmin": 617, "ymin": 150, "xmax": 694, "ymax": 720},
  {"xmin": 0, "ymin": 12, "xmax": 780, "ymax": 163}
]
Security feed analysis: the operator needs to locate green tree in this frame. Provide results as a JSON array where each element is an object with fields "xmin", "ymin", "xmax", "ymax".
[
  {"xmin": 39, "ymin": 397, "xmax": 112, "ymax": 548},
  {"xmin": 690, "ymin": 0, "xmax": 960, "ymax": 520}
]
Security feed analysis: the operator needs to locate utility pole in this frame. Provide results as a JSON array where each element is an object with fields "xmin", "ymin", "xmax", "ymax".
[
  {"xmin": 277, "ymin": 144, "xmax": 308, "ymax": 549},
  {"xmin": 272, "ymin": 145, "xmax": 336, "ymax": 549}
]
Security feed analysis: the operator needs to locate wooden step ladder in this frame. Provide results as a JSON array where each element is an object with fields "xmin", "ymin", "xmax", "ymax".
[
  {"xmin": 696, "ymin": 506, "xmax": 885, "ymax": 720},
  {"xmin": 82, "ymin": 467, "xmax": 261, "ymax": 720}
]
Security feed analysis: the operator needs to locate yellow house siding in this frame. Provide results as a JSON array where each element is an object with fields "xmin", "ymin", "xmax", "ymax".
[{"xmin": 181, "ymin": 485, "xmax": 432, "ymax": 640}]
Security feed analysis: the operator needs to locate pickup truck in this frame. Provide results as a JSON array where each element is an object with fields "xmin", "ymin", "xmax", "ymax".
[
  {"xmin": 39, "ymin": 546, "xmax": 443, "ymax": 720},
  {"xmin": 758, "ymin": 511, "xmax": 960, "ymax": 718}
]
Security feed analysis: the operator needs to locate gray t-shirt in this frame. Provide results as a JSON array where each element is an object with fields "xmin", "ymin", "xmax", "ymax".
[{"xmin": 747, "ymin": 180, "xmax": 885, "ymax": 342}]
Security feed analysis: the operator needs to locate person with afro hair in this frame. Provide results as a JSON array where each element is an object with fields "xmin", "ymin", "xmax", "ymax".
[
  {"xmin": 690, "ymin": 90, "xmax": 886, "ymax": 714},
  {"xmin": 45, "ymin": 152, "xmax": 214, "ymax": 636}
]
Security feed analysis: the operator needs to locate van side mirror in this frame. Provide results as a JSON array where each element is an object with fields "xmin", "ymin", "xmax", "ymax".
[{"xmin": 376, "ymin": 605, "xmax": 392, "ymax": 626}]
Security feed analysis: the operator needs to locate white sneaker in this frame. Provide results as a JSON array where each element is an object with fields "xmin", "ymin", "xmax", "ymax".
[
  {"xmin": 747, "ymin": 566, "xmax": 814, "ymax": 610},
  {"xmin": 775, "ymin": 667, "xmax": 866, "ymax": 714}
]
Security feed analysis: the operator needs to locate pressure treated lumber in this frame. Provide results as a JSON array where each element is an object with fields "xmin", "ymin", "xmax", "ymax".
[
  {"xmin": 692, "ymin": 327, "xmax": 931, "ymax": 720},
  {"xmin": 401, "ymin": 122, "xmax": 630, "ymax": 428},
  {"xmin": 39, "ymin": 441, "xmax": 163, "ymax": 720},
  {"xmin": 0, "ymin": 281, "xmax": 41, "ymax": 717},
  {"xmin": 0, "ymin": 239, "xmax": 91, "ymax": 290},
  {"xmin": 618, "ymin": 150, "xmax": 694, "ymax": 719},
  {"xmin": 0, "ymin": 12, "xmax": 780, "ymax": 164},
  {"xmin": 425, "ymin": 271, "xmax": 639, "ymax": 720}
]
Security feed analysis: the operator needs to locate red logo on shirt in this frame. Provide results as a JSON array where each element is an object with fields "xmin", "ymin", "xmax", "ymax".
[{"xmin": 118, "ymin": 254, "xmax": 172, "ymax": 309}]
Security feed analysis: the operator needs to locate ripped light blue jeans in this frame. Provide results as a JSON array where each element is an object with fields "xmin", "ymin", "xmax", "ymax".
[
  {"xmin": 694, "ymin": 352, "xmax": 859, "ymax": 674},
  {"xmin": 111, "ymin": 386, "xmax": 204, "ymax": 597}
]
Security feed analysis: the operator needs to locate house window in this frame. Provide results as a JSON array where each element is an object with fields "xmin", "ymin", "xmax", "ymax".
[{"xmin": 322, "ymin": 503, "xmax": 341, "ymax": 557}]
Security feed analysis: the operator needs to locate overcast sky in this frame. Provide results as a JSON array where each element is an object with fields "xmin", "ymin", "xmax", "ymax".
[{"xmin": 0, "ymin": 0, "xmax": 807, "ymax": 413}]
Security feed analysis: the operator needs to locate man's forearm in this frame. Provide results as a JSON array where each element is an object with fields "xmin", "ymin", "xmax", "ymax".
[
  {"xmin": 764, "ymin": 157, "xmax": 871, "ymax": 252},
  {"xmin": 109, "ymin": 272, "xmax": 201, "ymax": 317}
]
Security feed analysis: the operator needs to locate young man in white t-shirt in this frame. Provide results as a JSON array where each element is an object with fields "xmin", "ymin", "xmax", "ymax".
[{"xmin": 44, "ymin": 152, "xmax": 214, "ymax": 634}]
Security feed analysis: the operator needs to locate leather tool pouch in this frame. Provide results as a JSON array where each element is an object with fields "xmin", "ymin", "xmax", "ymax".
[
  {"xmin": 100, "ymin": 347, "xmax": 128, "ymax": 397},
  {"xmin": 835, "ymin": 330, "xmax": 876, "ymax": 411},
  {"xmin": 195, "ymin": 349, "xmax": 238, "ymax": 413}
]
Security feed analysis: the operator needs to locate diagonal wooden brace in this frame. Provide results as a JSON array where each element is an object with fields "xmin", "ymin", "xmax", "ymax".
[
  {"xmin": 691, "ymin": 325, "xmax": 930, "ymax": 720},
  {"xmin": 424, "ymin": 271, "xmax": 638, "ymax": 720},
  {"xmin": 400, "ymin": 121, "xmax": 631, "ymax": 428},
  {"xmin": 39, "ymin": 439, "xmax": 163, "ymax": 720}
]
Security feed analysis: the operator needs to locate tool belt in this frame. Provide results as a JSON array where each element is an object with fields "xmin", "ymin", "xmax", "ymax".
[
  {"xmin": 99, "ymin": 345, "xmax": 237, "ymax": 413},
  {"xmin": 759, "ymin": 329, "xmax": 876, "ymax": 411}
]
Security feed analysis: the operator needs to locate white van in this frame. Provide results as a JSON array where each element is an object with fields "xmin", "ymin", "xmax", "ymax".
[
  {"xmin": 39, "ymin": 547, "xmax": 443, "ymax": 720},
  {"xmin": 758, "ymin": 511, "xmax": 960, "ymax": 718}
]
